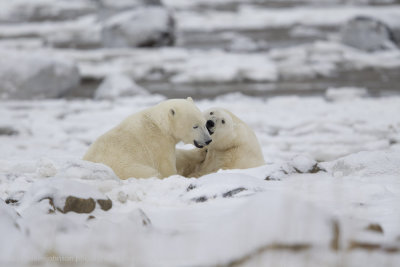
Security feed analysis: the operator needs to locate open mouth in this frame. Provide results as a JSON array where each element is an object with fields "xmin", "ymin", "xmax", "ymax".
[
  {"xmin": 193, "ymin": 140, "xmax": 204, "ymax": 148},
  {"xmin": 206, "ymin": 119, "xmax": 215, "ymax": 135}
]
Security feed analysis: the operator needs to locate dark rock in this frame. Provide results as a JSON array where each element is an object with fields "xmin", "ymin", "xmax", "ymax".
[
  {"xmin": 0, "ymin": 126, "xmax": 19, "ymax": 136},
  {"xmin": 384, "ymin": 246, "xmax": 400, "ymax": 253},
  {"xmin": 264, "ymin": 176, "xmax": 281, "ymax": 181},
  {"xmin": 340, "ymin": 16, "xmax": 398, "ymax": 52},
  {"xmin": 330, "ymin": 220, "xmax": 340, "ymax": 251},
  {"xmin": 40, "ymin": 197, "xmax": 56, "ymax": 214},
  {"xmin": 97, "ymin": 198, "xmax": 112, "ymax": 211},
  {"xmin": 222, "ymin": 187, "xmax": 247, "ymax": 198},
  {"xmin": 5, "ymin": 198, "xmax": 18, "ymax": 204},
  {"xmin": 20, "ymin": 178, "xmax": 113, "ymax": 214},
  {"xmin": 349, "ymin": 240, "xmax": 400, "ymax": 253},
  {"xmin": 267, "ymin": 243, "xmax": 311, "ymax": 251},
  {"xmin": 186, "ymin": 184, "xmax": 196, "ymax": 192},
  {"xmin": 349, "ymin": 240, "xmax": 381, "ymax": 251},
  {"xmin": 193, "ymin": 196, "xmax": 208, "ymax": 203},
  {"xmin": 226, "ymin": 242, "xmax": 311, "ymax": 266},
  {"xmin": 294, "ymin": 163, "xmax": 326, "ymax": 174},
  {"xmin": 5, "ymin": 191, "xmax": 25, "ymax": 206},
  {"xmin": 365, "ymin": 223, "xmax": 384, "ymax": 234},
  {"xmin": 61, "ymin": 196, "xmax": 96, "ymax": 214},
  {"xmin": 309, "ymin": 163, "xmax": 325, "ymax": 173},
  {"xmin": 87, "ymin": 215, "xmax": 96, "ymax": 220},
  {"xmin": 139, "ymin": 209, "xmax": 151, "ymax": 226}
]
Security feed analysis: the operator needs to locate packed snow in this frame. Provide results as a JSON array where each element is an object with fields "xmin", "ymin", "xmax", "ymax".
[
  {"xmin": 1, "ymin": 93, "xmax": 400, "ymax": 266},
  {"xmin": 0, "ymin": 0, "xmax": 400, "ymax": 266}
]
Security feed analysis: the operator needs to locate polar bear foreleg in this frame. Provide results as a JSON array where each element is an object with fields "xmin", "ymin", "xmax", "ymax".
[{"xmin": 118, "ymin": 164, "xmax": 161, "ymax": 180}]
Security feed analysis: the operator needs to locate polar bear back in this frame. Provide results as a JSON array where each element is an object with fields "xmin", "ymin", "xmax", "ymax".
[{"xmin": 84, "ymin": 98, "xmax": 210, "ymax": 179}]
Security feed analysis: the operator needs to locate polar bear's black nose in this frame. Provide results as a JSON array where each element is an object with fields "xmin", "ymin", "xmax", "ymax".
[
  {"xmin": 206, "ymin": 120, "xmax": 214, "ymax": 129},
  {"xmin": 205, "ymin": 139, "xmax": 212, "ymax": 145}
]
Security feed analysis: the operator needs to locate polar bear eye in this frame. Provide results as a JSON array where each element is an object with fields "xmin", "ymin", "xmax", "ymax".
[
  {"xmin": 193, "ymin": 126, "xmax": 198, "ymax": 129},
  {"xmin": 222, "ymin": 119, "xmax": 225, "ymax": 124},
  {"xmin": 210, "ymin": 112, "xmax": 213, "ymax": 115}
]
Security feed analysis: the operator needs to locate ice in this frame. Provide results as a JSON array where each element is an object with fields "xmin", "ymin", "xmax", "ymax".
[
  {"xmin": 0, "ymin": 49, "xmax": 80, "ymax": 99},
  {"xmin": 0, "ymin": 0, "xmax": 95, "ymax": 23},
  {"xmin": 325, "ymin": 87, "xmax": 368, "ymax": 101},
  {"xmin": 176, "ymin": 5, "xmax": 400, "ymax": 31},
  {"xmin": 94, "ymin": 74, "xmax": 149, "ymax": 100},
  {"xmin": 226, "ymin": 35, "xmax": 268, "ymax": 52},
  {"xmin": 340, "ymin": 16, "xmax": 398, "ymax": 52},
  {"xmin": 101, "ymin": 7, "xmax": 174, "ymax": 48},
  {"xmin": 60, "ymin": 40, "xmax": 400, "ymax": 85},
  {"xmin": 270, "ymin": 41, "xmax": 400, "ymax": 80},
  {"xmin": 170, "ymin": 50, "xmax": 278, "ymax": 83},
  {"xmin": 36, "ymin": 158, "xmax": 58, "ymax": 178},
  {"xmin": 323, "ymin": 150, "xmax": 400, "ymax": 178}
]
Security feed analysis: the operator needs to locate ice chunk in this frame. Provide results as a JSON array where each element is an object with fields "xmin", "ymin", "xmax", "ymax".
[
  {"xmin": 0, "ymin": 49, "xmax": 80, "ymax": 100},
  {"xmin": 340, "ymin": 16, "xmax": 398, "ymax": 52},
  {"xmin": 101, "ymin": 7, "xmax": 175, "ymax": 48},
  {"xmin": 36, "ymin": 158, "xmax": 57, "ymax": 178},
  {"xmin": 325, "ymin": 87, "xmax": 368, "ymax": 102},
  {"xmin": 94, "ymin": 74, "xmax": 148, "ymax": 100}
]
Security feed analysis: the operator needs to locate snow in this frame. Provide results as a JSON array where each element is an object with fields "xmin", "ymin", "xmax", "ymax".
[
  {"xmin": 46, "ymin": 40, "xmax": 398, "ymax": 84},
  {"xmin": 94, "ymin": 74, "xmax": 148, "ymax": 100},
  {"xmin": 0, "ymin": 93, "xmax": 400, "ymax": 266},
  {"xmin": 0, "ymin": 49, "xmax": 80, "ymax": 99},
  {"xmin": 170, "ymin": 50, "xmax": 278, "ymax": 83},
  {"xmin": 17, "ymin": 178, "xmax": 107, "ymax": 212},
  {"xmin": 101, "ymin": 7, "xmax": 174, "ymax": 48},
  {"xmin": 176, "ymin": 5, "xmax": 400, "ymax": 31},
  {"xmin": 325, "ymin": 87, "xmax": 368, "ymax": 101},
  {"xmin": 270, "ymin": 41, "xmax": 400, "ymax": 80},
  {"xmin": 0, "ymin": 0, "xmax": 400, "ymax": 265},
  {"xmin": 0, "ymin": 0, "xmax": 95, "ymax": 23},
  {"xmin": 340, "ymin": 16, "xmax": 398, "ymax": 52}
]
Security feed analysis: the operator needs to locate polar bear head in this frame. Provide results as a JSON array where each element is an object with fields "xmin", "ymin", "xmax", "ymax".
[
  {"xmin": 163, "ymin": 98, "xmax": 212, "ymax": 148},
  {"xmin": 203, "ymin": 108, "xmax": 239, "ymax": 150}
]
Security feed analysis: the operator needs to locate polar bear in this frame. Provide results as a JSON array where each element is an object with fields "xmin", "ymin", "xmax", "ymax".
[
  {"xmin": 176, "ymin": 108, "xmax": 265, "ymax": 177},
  {"xmin": 84, "ymin": 98, "xmax": 212, "ymax": 180}
]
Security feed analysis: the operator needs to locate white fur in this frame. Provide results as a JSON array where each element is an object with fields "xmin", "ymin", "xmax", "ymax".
[
  {"xmin": 84, "ymin": 98, "xmax": 211, "ymax": 179},
  {"xmin": 176, "ymin": 108, "xmax": 265, "ymax": 177}
]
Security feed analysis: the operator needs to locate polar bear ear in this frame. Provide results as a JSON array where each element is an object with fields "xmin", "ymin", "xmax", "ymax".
[
  {"xmin": 170, "ymin": 108, "xmax": 175, "ymax": 116},
  {"xmin": 186, "ymin": 97, "xmax": 193, "ymax": 102}
]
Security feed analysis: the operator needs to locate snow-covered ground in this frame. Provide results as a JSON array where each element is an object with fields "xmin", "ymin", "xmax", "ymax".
[
  {"xmin": 1, "ymin": 0, "xmax": 400, "ymax": 266},
  {"xmin": 1, "ymin": 92, "xmax": 400, "ymax": 266},
  {"xmin": 1, "ymin": 0, "xmax": 400, "ymax": 99}
]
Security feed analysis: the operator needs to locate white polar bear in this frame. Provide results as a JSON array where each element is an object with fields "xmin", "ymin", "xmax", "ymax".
[
  {"xmin": 84, "ymin": 98, "xmax": 212, "ymax": 180},
  {"xmin": 176, "ymin": 108, "xmax": 265, "ymax": 177}
]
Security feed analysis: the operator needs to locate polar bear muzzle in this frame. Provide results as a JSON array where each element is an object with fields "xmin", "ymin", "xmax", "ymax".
[
  {"xmin": 194, "ymin": 137, "xmax": 212, "ymax": 148},
  {"xmin": 193, "ymin": 125, "xmax": 212, "ymax": 148},
  {"xmin": 206, "ymin": 120, "xmax": 215, "ymax": 135}
]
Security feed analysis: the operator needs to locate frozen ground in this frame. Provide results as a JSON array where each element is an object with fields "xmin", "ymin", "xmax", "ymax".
[
  {"xmin": 1, "ymin": 92, "xmax": 400, "ymax": 266},
  {"xmin": 1, "ymin": 0, "xmax": 400, "ymax": 266}
]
